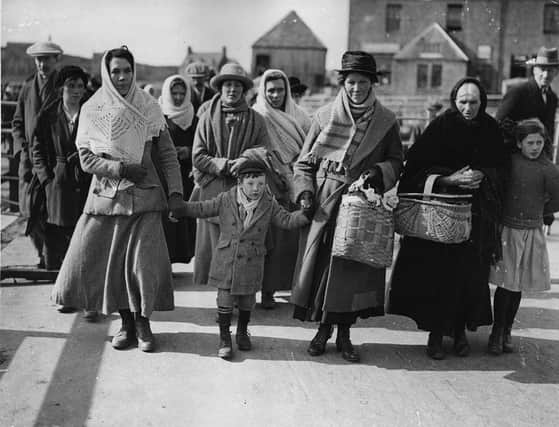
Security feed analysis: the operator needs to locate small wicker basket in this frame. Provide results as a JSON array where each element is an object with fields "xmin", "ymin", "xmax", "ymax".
[
  {"xmin": 394, "ymin": 175, "xmax": 472, "ymax": 244},
  {"xmin": 332, "ymin": 193, "xmax": 395, "ymax": 268}
]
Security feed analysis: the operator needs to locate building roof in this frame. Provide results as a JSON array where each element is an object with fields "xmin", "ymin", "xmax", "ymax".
[
  {"xmin": 252, "ymin": 10, "xmax": 326, "ymax": 50},
  {"xmin": 394, "ymin": 23, "xmax": 469, "ymax": 61}
]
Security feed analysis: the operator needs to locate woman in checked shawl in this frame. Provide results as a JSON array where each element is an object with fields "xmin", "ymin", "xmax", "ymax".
[{"xmin": 52, "ymin": 46, "xmax": 184, "ymax": 352}]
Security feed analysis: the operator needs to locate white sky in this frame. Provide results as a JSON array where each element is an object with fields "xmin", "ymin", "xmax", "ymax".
[{"xmin": 1, "ymin": 0, "xmax": 349, "ymax": 70}]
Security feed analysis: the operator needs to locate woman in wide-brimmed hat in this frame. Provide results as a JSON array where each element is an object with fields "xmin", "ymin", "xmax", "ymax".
[
  {"xmin": 291, "ymin": 51, "xmax": 404, "ymax": 363},
  {"xmin": 190, "ymin": 62, "xmax": 268, "ymax": 287}
]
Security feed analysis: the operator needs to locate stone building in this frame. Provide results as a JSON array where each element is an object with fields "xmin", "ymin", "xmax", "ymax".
[
  {"xmin": 251, "ymin": 10, "xmax": 326, "ymax": 93},
  {"xmin": 348, "ymin": 0, "xmax": 559, "ymax": 94},
  {"xmin": 178, "ymin": 46, "xmax": 229, "ymax": 76}
]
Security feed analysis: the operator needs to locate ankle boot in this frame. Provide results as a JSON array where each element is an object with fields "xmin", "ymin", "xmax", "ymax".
[
  {"xmin": 261, "ymin": 292, "xmax": 276, "ymax": 309},
  {"xmin": 489, "ymin": 287, "xmax": 508, "ymax": 355},
  {"xmin": 307, "ymin": 323, "xmax": 333, "ymax": 356},
  {"xmin": 135, "ymin": 315, "xmax": 155, "ymax": 352},
  {"xmin": 426, "ymin": 331, "xmax": 445, "ymax": 360},
  {"xmin": 336, "ymin": 324, "xmax": 360, "ymax": 363},
  {"xmin": 488, "ymin": 326, "xmax": 504, "ymax": 355},
  {"xmin": 453, "ymin": 324, "xmax": 470, "ymax": 357},
  {"xmin": 236, "ymin": 310, "xmax": 252, "ymax": 351},
  {"xmin": 112, "ymin": 309, "xmax": 136, "ymax": 350},
  {"xmin": 218, "ymin": 311, "xmax": 233, "ymax": 359}
]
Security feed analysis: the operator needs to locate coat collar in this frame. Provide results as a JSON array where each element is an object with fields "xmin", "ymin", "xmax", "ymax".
[{"xmin": 226, "ymin": 186, "xmax": 273, "ymax": 233}]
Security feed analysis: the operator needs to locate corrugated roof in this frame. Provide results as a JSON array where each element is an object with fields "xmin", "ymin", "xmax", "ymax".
[
  {"xmin": 252, "ymin": 10, "xmax": 326, "ymax": 50},
  {"xmin": 394, "ymin": 23, "xmax": 469, "ymax": 61}
]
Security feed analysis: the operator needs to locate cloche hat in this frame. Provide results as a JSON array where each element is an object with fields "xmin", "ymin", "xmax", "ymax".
[
  {"xmin": 336, "ymin": 51, "xmax": 379, "ymax": 83},
  {"xmin": 526, "ymin": 47, "xmax": 559, "ymax": 67},
  {"xmin": 210, "ymin": 63, "xmax": 253, "ymax": 91},
  {"xmin": 26, "ymin": 41, "xmax": 63, "ymax": 57},
  {"xmin": 185, "ymin": 61, "xmax": 210, "ymax": 78}
]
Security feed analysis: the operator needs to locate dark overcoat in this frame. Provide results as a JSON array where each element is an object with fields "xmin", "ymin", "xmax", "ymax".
[{"xmin": 181, "ymin": 187, "xmax": 309, "ymax": 295}]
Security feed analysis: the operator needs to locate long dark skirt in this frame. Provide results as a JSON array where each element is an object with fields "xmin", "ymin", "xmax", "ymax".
[
  {"xmin": 388, "ymin": 236, "xmax": 492, "ymax": 335},
  {"xmin": 163, "ymin": 215, "xmax": 196, "ymax": 264},
  {"xmin": 262, "ymin": 226, "xmax": 299, "ymax": 292},
  {"xmin": 293, "ymin": 216, "xmax": 386, "ymax": 325}
]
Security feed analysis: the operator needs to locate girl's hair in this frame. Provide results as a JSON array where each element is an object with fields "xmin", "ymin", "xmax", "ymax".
[
  {"xmin": 514, "ymin": 118, "xmax": 550, "ymax": 146},
  {"xmin": 105, "ymin": 45, "xmax": 135, "ymax": 71},
  {"xmin": 337, "ymin": 71, "xmax": 374, "ymax": 86}
]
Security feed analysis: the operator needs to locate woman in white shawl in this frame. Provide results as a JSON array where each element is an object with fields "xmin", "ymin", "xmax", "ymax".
[
  {"xmin": 252, "ymin": 69, "xmax": 311, "ymax": 308},
  {"xmin": 53, "ymin": 46, "xmax": 184, "ymax": 352}
]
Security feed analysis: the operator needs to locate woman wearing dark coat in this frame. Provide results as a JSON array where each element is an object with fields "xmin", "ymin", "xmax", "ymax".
[
  {"xmin": 31, "ymin": 65, "xmax": 91, "ymax": 271},
  {"xmin": 291, "ymin": 51, "xmax": 404, "ymax": 363},
  {"xmin": 388, "ymin": 77, "xmax": 505, "ymax": 360},
  {"xmin": 159, "ymin": 74, "xmax": 197, "ymax": 263}
]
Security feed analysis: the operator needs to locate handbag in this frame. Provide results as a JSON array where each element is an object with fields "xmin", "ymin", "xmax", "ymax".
[{"xmin": 394, "ymin": 174, "xmax": 472, "ymax": 244}]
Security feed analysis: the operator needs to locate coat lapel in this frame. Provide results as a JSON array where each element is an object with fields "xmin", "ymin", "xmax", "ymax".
[{"xmin": 349, "ymin": 102, "xmax": 396, "ymax": 169}]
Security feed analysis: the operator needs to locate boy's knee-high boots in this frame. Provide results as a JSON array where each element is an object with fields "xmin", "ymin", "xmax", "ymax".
[
  {"xmin": 236, "ymin": 310, "xmax": 252, "ymax": 351},
  {"xmin": 489, "ymin": 287, "xmax": 508, "ymax": 355},
  {"xmin": 218, "ymin": 309, "xmax": 233, "ymax": 359}
]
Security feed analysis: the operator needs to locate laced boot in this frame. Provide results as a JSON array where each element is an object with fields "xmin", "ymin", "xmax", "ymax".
[
  {"xmin": 112, "ymin": 309, "xmax": 136, "ymax": 350},
  {"xmin": 426, "ymin": 331, "xmax": 445, "ymax": 360},
  {"xmin": 503, "ymin": 291, "xmax": 521, "ymax": 353},
  {"xmin": 489, "ymin": 287, "xmax": 508, "ymax": 355},
  {"xmin": 453, "ymin": 321, "xmax": 470, "ymax": 357},
  {"xmin": 488, "ymin": 326, "xmax": 504, "ymax": 355},
  {"xmin": 307, "ymin": 323, "xmax": 333, "ymax": 356},
  {"xmin": 261, "ymin": 292, "xmax": 276, "ymax": 310},
  {"xmin": 336, "ymin": 324, "xmax": 360, "ymax": 363},
  {"xmin": 236, "ymin": 310, "xmax": 252, "ymax": 351},
  {"xmin": 135, "ymin": 315, "xmax": 155, "ymax": 352},
  {"xmin": 218, "ymin": 311, "xmax": 233, "ymax": 359}
]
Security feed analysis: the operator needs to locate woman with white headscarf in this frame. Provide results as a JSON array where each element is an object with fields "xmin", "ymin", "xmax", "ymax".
[
  {"xmin": 53, "ymin": 46, "xmax": 184, "ymax": 352},
  {"xmin": 158, "ymin": 74, "xmax": 197, "ymax": 263},
  {"xmin": 252, "ymin": 69, "xmax": 311, "ymax": 308}
]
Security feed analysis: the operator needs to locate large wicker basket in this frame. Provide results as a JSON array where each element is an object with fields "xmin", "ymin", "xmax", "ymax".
[
  {"xmin": 332, "ymin": 194, "xmax": 395, "ymax": 268},
  {"xmin": 394, "ymin": 175, "xmax": 472, "ymax": 244}
]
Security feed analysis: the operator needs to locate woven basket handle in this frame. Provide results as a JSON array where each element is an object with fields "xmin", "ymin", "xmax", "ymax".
[{"xmin": 423, "ymin": 174, "xmax": 440, "ymax": 201}]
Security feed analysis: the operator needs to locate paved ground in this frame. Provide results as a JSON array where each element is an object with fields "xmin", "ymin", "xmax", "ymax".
[{"xmin": 1, "ymin": 216, "xmax": 558, "ymax": 427}]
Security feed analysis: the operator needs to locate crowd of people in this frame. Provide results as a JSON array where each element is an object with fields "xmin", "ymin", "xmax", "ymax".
[{"xmin": 11, "ymin": 40, "xmax": 559, "ymax": 362}]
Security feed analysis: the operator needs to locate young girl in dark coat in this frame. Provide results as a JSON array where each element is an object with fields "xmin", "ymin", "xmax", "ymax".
[
  {"xmin": 172, "ymin": 160, "xmax": 310, "ymax": 360},
  {"xmin": 488, "ymin": 118, "xmax": 559, "ymax": 354}
]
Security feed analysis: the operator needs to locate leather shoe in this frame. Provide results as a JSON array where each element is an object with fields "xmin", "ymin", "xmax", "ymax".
[
  {"xmin": 453, "ymin": 331, "xmax": 470, "ymax": 357},
  {"xmin": 307, "ymin": 324, "xmax": 333, "ymax": 356},
  {"xmin": 135, "ymin": 316, "xmax": 155, "ymax": 352},
  {"xmin": 236, "ymin": 330, "xmax": 252, "ymax": 351},
  {"xmin": 261, "ymin": 292, "xmax": 276, "ymax": 309},
  {"xmin": 219, "ymin": 333, "xmax": 233, "ymax": 359},
  {"xmin": 426, "ymin": 332, "xmax": 445, "ymax": 360},
  {"xmin": 83, "ymin": 310, "xmax": 99, "ymax": 322},
  {"xmin": 502, "ymin": 328, "xmax": 514, "ymax": 353}
]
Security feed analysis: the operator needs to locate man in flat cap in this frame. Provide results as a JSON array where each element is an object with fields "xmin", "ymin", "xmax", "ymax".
[
  {"xmin": 185, "ymin": 61, "xmax": 216, "ymax": 114},
  {"xmin": 497, "ymin": 47, "xmax": 559, "ymax": 160},
  {"xmin": 12, "ymin": 40, "xmax": 63, "ymax": 268}
]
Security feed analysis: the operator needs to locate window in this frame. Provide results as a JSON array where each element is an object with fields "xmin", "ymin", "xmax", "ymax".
[
  {"xmin": 431, "ymin": 64, "xmax": 442, "ymax": 88},
  {"xmin": 417, "ymin": 63, "xmax": 443, "ymax": 90},
  {"xmin": 544, "ymin": 3, "xmax": 559, "ymax": 34},
  {"xmin": 417, "ymin": 64, "xmax": 429, "ymax": 89},
  {"xmin": 386, "ymin": 4, "xmax": 402, "ymax": 33},
  {"xmin": 446, "ymin": 4, "xmax": 463, "ymax": 31}
]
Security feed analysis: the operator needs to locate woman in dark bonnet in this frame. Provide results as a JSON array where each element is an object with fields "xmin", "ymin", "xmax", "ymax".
[{"xmin": 388, "ymin": 77, "xmax": 505, "ymax": 360}]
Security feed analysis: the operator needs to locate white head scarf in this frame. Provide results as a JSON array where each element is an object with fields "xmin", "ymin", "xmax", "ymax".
[
  {"xmin": 76, "ymin": 49, "xmax": 166, "ymax": 191},
  {"xmin": 252, "ymin": 69, "xmax": 311, "ymax": 165},
  {"xmin": 159, "ymin": 74, "xmax": 195, "ymax": 130}
]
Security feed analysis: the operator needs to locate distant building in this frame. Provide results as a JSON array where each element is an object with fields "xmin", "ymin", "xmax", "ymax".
[
  {"xmin": 348, "ymin": 0, "xmax": 559, "ymax": 94},
  {"xmin": 252, "ymin": 10, "xmax": 327, "ymax": 93},
  {"xmin": 179, "ymin": 46, "xmax": 229, "ymax": 76}
]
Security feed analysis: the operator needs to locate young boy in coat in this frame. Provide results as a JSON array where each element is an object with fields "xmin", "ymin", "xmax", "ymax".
[{"xmin": 172, "ymin": 160, "xmax": 310, "ymax": 359}]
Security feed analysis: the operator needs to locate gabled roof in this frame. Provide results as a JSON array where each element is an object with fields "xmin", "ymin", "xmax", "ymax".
[
  {"xmin": 394, "ymin": 23, "xmax": 469, "ymax": 61},
  {"xmin": 252, "ymin": 10, "xmax": 326, "ymax": 50}
]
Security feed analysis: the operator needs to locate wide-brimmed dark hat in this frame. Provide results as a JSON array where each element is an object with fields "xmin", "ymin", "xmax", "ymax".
[
  {"xmin": 336, "ymin": 51, "xmax": 379, "ymax": 82},
  {"xmin": 237, "ymin": 159, "xmax": 266, "ymax": 176},
  {"xmin": 210, "ymin": 63, "xmax": 253, "ymax": 91},
  {"xmin": 526, "ymin": 47, "xmax": 559, "ymax": 67},
  {"xmin": 56, "ymin": 65, "xmax": 88, "ymax": 88},
  {"xmin": 288, "ymin": 76, "xmax": 308, "ymax": 95}
]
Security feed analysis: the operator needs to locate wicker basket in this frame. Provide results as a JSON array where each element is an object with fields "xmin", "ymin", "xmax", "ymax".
[
  {"xmin": 332, "ymin": 194, "xmax": 395, "ymax": 268},
  {"xmin": 394, "ymin": 175, "xmax": 472, "ymax": 244}
]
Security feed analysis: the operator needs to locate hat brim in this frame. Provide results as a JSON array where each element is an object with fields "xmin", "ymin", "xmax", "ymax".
[
  {"xmin": 526, "ymin": 59, "xmax": 559, "ymax": 67},
  {"xmin": 336, "ymin": 68, "xmax": 379, "ymax": 82},
  {"xmin": 210, "ymin": 74, "xmax": 253, "ymax": 91},
  {"xmin": 26, "ymin": 50, "xmax": 62, "ymax": 57}
]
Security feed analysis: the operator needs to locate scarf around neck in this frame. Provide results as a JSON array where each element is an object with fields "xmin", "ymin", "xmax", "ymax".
[
  {"xmin": 252, "ymin": 69, "xmax": 311, "ymax": 165},
  {"xmin": 237, "ymin": 185, "xmax": 262, "ymax": 229},
  {"xmin": 76, "ymin": 51, "xmax": 166, "ymax": 191},
  {"xmin": 309, "ymin": 87, "xmax": 375, "ymax": 165},
  {"xmin": 159, "ymin": 74, "xmax": 194, "ymax": 130}
]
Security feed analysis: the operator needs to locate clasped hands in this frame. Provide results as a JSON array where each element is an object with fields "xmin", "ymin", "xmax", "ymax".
[{"xmin": 444, "ymin": 166, "xmax": 484, "ymax": 189}]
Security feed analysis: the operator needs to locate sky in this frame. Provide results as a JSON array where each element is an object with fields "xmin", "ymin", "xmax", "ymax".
[{"xmin": 1, "ymin": 0, "xmax": 349, "ymax": 70}]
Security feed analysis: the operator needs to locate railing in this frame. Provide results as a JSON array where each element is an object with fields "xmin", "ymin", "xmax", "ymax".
[{"xmin": 1, "ymin": 100, "xmax": 19, "ymax": 212}]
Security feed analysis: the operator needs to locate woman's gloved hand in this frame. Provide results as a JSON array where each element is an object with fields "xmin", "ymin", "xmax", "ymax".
[
  {"xmin": 121, "ymin": 163, "xmax": 147, "ymax": 183},
  {"xmin": 168, "ymin": 192, "xmax": 186, "ymax": 222}
]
